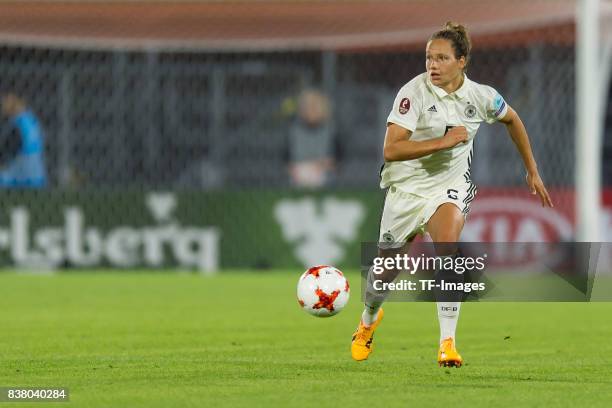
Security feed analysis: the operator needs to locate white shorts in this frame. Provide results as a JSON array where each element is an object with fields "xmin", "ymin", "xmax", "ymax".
[{"xmin": 378, "ymin": 182, "xmax": 477, "ymax": 248}]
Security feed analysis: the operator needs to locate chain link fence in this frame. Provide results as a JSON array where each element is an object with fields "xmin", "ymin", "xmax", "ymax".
[{"xmin": 0, "ymin": 43, "xmax": 580, "ymax": 190}]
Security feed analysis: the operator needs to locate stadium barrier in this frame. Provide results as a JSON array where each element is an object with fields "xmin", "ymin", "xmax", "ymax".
[{"xmin": 0, "ymin": 189, "xmax": 610, "ymax": 272}]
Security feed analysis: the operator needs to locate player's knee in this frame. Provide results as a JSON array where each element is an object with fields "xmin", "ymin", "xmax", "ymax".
[{"xmin": 430, "ymin": 230, "xmax": 460, "ymax": 243}]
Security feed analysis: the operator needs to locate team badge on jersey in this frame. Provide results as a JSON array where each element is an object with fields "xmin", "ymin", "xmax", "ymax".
[
  {"xmin": 464, "ymin": 104, "xmax": 476, "ymax": 118},
  {"xmin": 399, "ymin": 98, "xmax": 410, "ymax": 114}
]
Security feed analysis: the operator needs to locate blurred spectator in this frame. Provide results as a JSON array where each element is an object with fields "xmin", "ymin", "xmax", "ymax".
[
  {"xmin": 287, "ymin": 89, "xmax": 335, "ymax": 188},
  {"xmin": 0, "ymin": 93, "xmax": 47, "ymax": 188}
]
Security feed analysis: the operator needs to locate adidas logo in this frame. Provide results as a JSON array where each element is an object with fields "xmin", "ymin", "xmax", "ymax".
[{"xmin": 427, "ymin": 105, "xmax": 437, "ymax": 112}]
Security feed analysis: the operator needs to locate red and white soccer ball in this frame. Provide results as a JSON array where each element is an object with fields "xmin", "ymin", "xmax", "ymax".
[{"xmin": 297, "ymin": 265, "xmax": 350, "ymax": 317}]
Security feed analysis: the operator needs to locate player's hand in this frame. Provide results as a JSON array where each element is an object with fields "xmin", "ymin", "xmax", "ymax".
[
  {"xmin": 526, "ymin": 171, "xmax": 553, "ymax": 207},
  {"xmin": 441, "ymin": 126, "xmax": 468, "ymax": 149}
]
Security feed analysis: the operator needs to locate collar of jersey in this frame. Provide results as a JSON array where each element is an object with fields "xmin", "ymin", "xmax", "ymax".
[{"xmin": 427, "ymin": 73, "xmax": 469, "ymax": 99}]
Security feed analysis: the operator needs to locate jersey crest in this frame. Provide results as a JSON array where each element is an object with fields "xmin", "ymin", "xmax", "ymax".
[{"xmin": 464, "ymin": 104, "xmax": 476, "ymax": 118}]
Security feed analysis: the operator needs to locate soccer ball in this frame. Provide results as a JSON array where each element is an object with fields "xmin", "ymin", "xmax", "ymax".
[{"xmin": 297, "ymin": 265, "xmax": 350, "ymax": 317}]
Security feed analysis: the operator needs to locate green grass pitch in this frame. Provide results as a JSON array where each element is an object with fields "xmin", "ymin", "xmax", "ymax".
[{"xmin": 1, "ymin": 271, "xmax": 612, "ymax": 407}]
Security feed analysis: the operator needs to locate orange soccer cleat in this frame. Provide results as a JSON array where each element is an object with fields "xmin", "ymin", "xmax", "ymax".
[
  {"xmin": 351, "ymin": 308, "xmax": 384, "ymax": 361},
  {"xmin": 438, "ymin": 337, "xmax": 463, "ymax": 368}
]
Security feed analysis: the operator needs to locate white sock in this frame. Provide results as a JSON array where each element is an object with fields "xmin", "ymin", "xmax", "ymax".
[
  {"xmin": 362, "ymin": 263, "xmax": 388, "ymax": 327},
  {"xmin": 437, "ymin": 302, "xmax": 461, "ymax": 344},
  {"xmin": 361, "ymin": 303, "xmax": 380, "ymax": 327}
]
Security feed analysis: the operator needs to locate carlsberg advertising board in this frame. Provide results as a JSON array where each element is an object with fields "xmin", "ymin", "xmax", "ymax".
[{"xmin": 0, "ymin": 190, "xmax": 381, "ymax": 272}]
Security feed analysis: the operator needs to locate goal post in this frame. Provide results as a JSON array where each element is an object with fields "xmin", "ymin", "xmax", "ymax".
[{"xmin": 576, "ymin": 0, "xmax": 605, "ymax": 242}]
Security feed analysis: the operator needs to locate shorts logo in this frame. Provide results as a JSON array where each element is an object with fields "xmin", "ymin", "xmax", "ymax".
[
  {"xmin": 464, "ymin": 105, "xmax": 476, "ymax": 118},
  {"xmin": 382, "ymin": 232, "xmax": 394, "ymax": 242},
  {"xmin": 399, "ymin": 98, "xmax": 410, "ymax": 114}
]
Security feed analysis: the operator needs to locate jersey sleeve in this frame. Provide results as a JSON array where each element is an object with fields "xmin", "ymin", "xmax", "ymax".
[
  {"xmin": 386, "ymin": 81, "xmax": 422, "ymax": 132},
  {"xmin": 483, "ymin": 86, "xmax": 509, "ymax": 124}
]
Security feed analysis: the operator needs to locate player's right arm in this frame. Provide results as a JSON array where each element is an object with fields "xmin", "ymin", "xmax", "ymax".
[
  {"xmin": 384, "ymin": 77, "xmax": 467, "ymax": 162},
  {"xmin": 383, "ymin": 124, "xmax": 468, "ymax": 162}
]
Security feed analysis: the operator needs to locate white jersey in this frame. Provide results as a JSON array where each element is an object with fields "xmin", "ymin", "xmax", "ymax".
[{"xmin": 381, "ymin": 72, "xmax": 508, "ymax": 196}]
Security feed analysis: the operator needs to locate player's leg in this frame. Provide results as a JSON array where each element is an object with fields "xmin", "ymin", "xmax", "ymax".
[
  {"xmin": 352, "ymin": 242, "xmax": 411, "ymax": 361},
  {"xmin": 426, "ymin": 202, "xmax": 465, "ymax": 367},
  {"xmin": 362, "ymin": 242, "xmax": 412, "ymax": 325},
  {"xmin": 351, "ymin": 187, "xmax": 422, "ymax": 361},
  {"xmin": 426, "ymin": 202, "xmax": 464, "ymax": 244}
]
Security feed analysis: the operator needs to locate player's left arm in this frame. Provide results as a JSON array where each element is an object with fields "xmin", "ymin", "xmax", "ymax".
[{"xmin": 498, "ymin": 107, "xmax": 554, "ymax": 207}]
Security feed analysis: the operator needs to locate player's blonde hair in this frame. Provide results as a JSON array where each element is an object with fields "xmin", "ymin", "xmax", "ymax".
[{"xmin": 430, "ymin": 21, "xmax": 472, "ymax": 72}]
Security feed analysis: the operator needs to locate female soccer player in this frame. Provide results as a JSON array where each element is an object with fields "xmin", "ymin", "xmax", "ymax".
[{"xmin": 351, "ymin": 22, "xmax": 553, "ymax": 366}]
